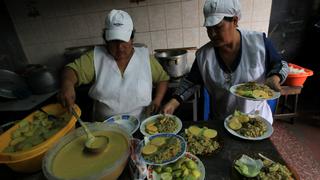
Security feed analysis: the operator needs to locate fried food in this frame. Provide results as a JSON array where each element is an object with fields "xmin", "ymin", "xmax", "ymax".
[
  {"xmin": 235, "ymin": 82, "xmax": 274, "ymax": 99},
  {"xmin": 142, "ymin": 144, "xmax": 158, "ymax": 155},
  {"xmin": 228, "ymin": 111, "xmax": 267, "ymax": 138},
  {"xmin": 182, "ymin": 126, "xmax": 220, "ymax": 155},
  {"xmin": 142, "ymin": 137, "xmax": 182, "ymax": 164},
  {"xmin": 145, "ymin": 115, "xmax": 178, "ymax": 134}
]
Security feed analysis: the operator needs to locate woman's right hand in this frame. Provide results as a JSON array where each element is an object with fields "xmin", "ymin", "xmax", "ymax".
[
  {"xmin": 58, "ymin": 84, "xmax": 76, "ymax": 112},
  {"xmin": 162, "ymin": 99, "xmax": 181, "ymax": 114},
  {"xmin": 58, "ymin": 68, "xmax": 78, "ymax": 112}
]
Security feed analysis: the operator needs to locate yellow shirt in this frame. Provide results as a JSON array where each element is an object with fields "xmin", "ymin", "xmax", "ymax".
[{"xmin": 66, "ymin": 50, "xmax": 169, "ymax": 86}]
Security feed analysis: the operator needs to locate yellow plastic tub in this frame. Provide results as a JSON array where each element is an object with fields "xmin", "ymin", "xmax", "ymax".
[{"xmin": 0, "ymin": 103, "xmax": 80, "ymax": 172}]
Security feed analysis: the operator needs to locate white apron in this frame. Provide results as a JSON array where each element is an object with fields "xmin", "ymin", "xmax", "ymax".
[
  {"xmin": 196, "ymin": 29, "xmax": 273, "ymax": 124},
  {"xmin": 89, "ymin": 46, "xmax": 152, "ymax": 121}
]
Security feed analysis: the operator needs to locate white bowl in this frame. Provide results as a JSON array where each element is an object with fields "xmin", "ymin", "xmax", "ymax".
[{"xmin": 104, "ymin": 114, "xmax": 140, "ymax": 135}]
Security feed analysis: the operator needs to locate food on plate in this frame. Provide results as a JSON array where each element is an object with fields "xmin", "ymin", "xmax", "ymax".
[
  {"xmin": 142, "ymin": 144, "xmax": 158, "ymax": 155},
  {"xmin": 150, "ymin": 137, "xmax": 166, "ymax": 146},
  {"xmin": 228, "ymin": 111, "xmax": 267, "ymax": 138},
  {"xmin": 153, "ymin": 156, "xmax": 202, "ymax": 180},
  {"xmin": 145, "ymin": 115, "xmax": 178, "ymax": 135},
  {"xmin": 234, "ymin": 154, "xmax": 294, "ymax": 179},
  {"xmin": 142, "ymin": 136, "xmax": 182, "ymax": 164},
  {"xmin": 3, "ymin": 111, "xmax": 70, "ymax": 153},
  {"xmin": 182, "ymin": 125, "xmax": 220, "ymax": 155},
  {"xmin": 235, "ymin": 82, "xmax": 274, "ymax": 99},
  {"xmin": 202, "ymin": 129, "xmax": 217, "ymax": 139}
]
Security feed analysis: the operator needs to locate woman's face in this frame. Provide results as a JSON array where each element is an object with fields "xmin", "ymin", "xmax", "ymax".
[
  {"xmin": 206, "ymin": 18, "xmax": 237, "ymax": 47},
  {"xmin": 107, "ymin": 39, "xmax": 134, "ymax": 61}
]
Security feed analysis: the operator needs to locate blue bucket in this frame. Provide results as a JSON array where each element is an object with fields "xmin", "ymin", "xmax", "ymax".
[{"xmin": 267, "ymin": 99, "xmax": 278, "ymax": 114}]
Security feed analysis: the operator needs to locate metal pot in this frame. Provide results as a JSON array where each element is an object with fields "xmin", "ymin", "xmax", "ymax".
[
  {"xmin": 0, "ymin": 69, "xmax": 30, "ymax": 99},
  {"xmin": 64, "ymin": 46, "xmax": 94, "ymax": 63},
  {"xmin": 24, "ymin": 65, "xmax": 59, "ymax": 94},
  {"xmin": 154, "ymin": 49, "xmax": 188, "ymax": 78}
]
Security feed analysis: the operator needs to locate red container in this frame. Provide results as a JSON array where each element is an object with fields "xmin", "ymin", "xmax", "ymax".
[{"xmin": 284, "ymin": 63, "xmax": 313, "ymax": 86}]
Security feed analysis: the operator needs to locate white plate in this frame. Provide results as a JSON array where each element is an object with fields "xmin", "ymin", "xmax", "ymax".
[
  {"xmin": 224, "ymin": 114, "xmax": 273, "ymax": 140},
  {"xmin": 147, "ymin": 152, "xmax": 206, "ymax": 180},
  {"xmin": 140, "ymin": 114, "xmax": 182, "ymax": 137},
  {"xmin": 137, "ymin": 133, "xmax": 187, "ymax": 166},
  {"xmin": 104, "ymin": 114, "xmax": 140, "ymax": 135},
  {"xmin": 229, "ymin": 83, "xmax": 281, "ymax": 101}
]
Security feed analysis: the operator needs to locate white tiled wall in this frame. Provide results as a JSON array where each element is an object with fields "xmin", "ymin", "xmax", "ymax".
[{"xmin": 4, "ymin": 0, "xmax": 272, "ymax": 69}]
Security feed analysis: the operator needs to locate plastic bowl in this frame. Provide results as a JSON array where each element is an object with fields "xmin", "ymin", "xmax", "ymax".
[
  {"xmin": 284, "ymin": 63, "xmax": 313, "ymax": 86},
  {"xmin": 0, "ymin": 103, "xmax": 80, "ymax": 172},
  {"xmin": 43, "ymin": 123, "xmax": 132, "ymax": 180}
]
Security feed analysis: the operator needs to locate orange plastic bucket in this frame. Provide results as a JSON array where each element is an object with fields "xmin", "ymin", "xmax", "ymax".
[
  {"xmin": 284, "ymin": 63, "xmax": 313, "ymax": 86},
  {"xmin": 0, "ymin": 103, "xmax": 80, "ymax": 172}
]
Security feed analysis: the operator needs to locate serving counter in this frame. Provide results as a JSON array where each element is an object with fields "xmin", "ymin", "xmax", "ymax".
[{"xmin": 0, "ymin": 119, "xmax": 295, "ymax": 180}]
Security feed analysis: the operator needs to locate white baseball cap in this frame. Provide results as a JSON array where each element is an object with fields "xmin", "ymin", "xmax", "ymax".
[
  {"xmin": 203, "ymin": 0, "xmax": 241, "ymax": 27},
  {"xmin": 105, "ymin": 9, "xmax": 133, "ymax": 42}
]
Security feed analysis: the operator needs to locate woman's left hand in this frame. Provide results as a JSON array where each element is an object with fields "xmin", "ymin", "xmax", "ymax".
[{"xmin": 265, "ymin": 75, "xmax": 281, "ymax": 91}]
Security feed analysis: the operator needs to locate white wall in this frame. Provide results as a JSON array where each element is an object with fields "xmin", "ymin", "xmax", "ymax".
[{"xmin": 4, "ymin": 0, "xmax": 272, "ymax": 69}]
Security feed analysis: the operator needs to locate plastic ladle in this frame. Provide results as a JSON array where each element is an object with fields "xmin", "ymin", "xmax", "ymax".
[{"xmin": 71, "ymin": 108, "xmax": 108, "ymax": 154}]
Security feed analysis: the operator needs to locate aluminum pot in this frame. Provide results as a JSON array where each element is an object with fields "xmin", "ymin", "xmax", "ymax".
[
  {"xmin": 154, "ymin": 49, "xmax": 188, "ymax": 78},
  {"xmin": 23, "ymin": 64, "xmax": 59, "ymax": 94},
  {"xmin": 0, "ymin": 69, "xmax": 30, "ymax": 99}
]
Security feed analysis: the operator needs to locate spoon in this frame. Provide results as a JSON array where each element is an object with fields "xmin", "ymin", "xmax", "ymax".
[
  {"xmin": 71, "ymin": 108, "xmax": 108, "ymax": 154},
  {"xmin": 258, "ymin": 153, "xmax": 275, "ymax": 163},
  {"xmin": 39, "ymin": 108, "xmax": 57, "ymax": 121}
]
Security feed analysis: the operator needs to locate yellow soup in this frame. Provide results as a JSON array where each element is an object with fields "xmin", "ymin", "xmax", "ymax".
[{"xmin": 51, "ymin": 131, "xmax": 129, "ymax": 179}]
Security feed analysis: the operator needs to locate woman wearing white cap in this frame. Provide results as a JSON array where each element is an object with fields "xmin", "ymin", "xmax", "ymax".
[
  {"xmin": 163, "ymin": 0, "xmax": 289, "ymax": 124},
  {"xmin": 59, "ymin": 9, "xmax": 169, "ymax": 121}
]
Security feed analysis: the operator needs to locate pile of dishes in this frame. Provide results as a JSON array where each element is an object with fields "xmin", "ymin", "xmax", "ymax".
[
  {"xmin": 137, "ymin": 114, "xmax": 208, "ymax": 180},
  {"xmin": 227, "ymin": 82, "xmax": 277, "ymax": 140}
]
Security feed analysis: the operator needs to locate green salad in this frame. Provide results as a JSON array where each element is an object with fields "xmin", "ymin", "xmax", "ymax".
[
  {"xmin": 234, "ymin": 154, "xmax": 294, "ymax": 180},
  {"xmin": 3, "ymin": 111, "xmax": 70, "ymax": 153}
]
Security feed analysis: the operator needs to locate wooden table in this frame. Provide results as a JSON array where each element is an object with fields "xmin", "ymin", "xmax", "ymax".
[{"xmin": 274, "ymin": 86, "xmax": 303, "ymax": 123}]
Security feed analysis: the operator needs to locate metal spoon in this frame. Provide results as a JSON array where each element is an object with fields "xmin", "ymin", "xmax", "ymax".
[
  {"xmin": 38, "ymin": 108, "xmax": 57, "ymax": 121},
  {"xmin": 71, "ymin": 108, "xmax": 108, "ymax": 154},
  {"xmin": 258, "ymin": 153, "xmax": 275, "ymax": 163}
]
